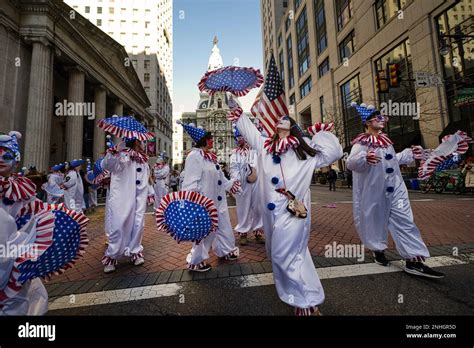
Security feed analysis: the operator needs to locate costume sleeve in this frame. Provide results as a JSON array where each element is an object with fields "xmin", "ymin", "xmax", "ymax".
[
  {"xmin": 396, "ymin": 148, "xmax": 415, "ymax": 166},
  {"xmin": 346, "ymin": 144, "xmax": 371, "ymax": 173},
  {"xmin": 233, "ymin": 112, "xmax": 265, "ymax": 153},
  {"xmin": 62, "ymin": 172, "xmax": 77, "ymax": 190},
  {"xmin": 155, "ymin": 165, "xmax": 170, "ymax": 180},
  {"xmin": 229, "ymin": 152, "xmax": 242, "ymax": 182},
  {"xmin": 181, "ymin": 151, "xmax": 203, "ymax": 193},
  {"xmin": 309, "ymin": 131, "xmax": 343, "ymax": 170},
  {"xmin": 102, "ymin": 150, "xmax": 127, "ymax": 173}
]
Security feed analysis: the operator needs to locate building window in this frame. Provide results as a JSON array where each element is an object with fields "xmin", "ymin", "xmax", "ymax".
[
  {"xmin": 97, "ymin": 7, "xmax": 102, "ymax": 14},
  {"xmin": 335, "ymin": 0, "xmax": 352, "ymax": 31},
  {"xmin": 314, "ymin": 0, "xmax": 328, "ymax": 54},
  {"xmin": 85, "ymin": 6, "xmax": 90, "ymax": 13},
  {"xmin": 295, "ymin": 0, "xmax": 302, "ymax": 9},
  {"xmin": 279, "ymin": 50, "xmax": 285, "ymax": 88},
  {"xmin": 296, "ymin": 7, "xmax": 310, "ymax": 76},
  {"xmin": 108, "ymin": 20, "xmax": 114, "ymax": 26},
  {"xmin": 320, "ymin": 95, "xmax": 325, "ymax": 122},
  {"xmin": 144, "ymin": 73, "xmax": 150, "ymax": 82},
  {"xmin": 287, "ymin": 35, "xmax": 295, "ymax": 89},
  {"xmin": 121, "ymin": 8, "xmax": 126, "ymax": 15},
  {"xmin": 300, "ymin": 76, "xmax": 312, "ymax": 99},
  {"xmin": 96, "ymin": 19, "xmax": 102, "ymax": 26},
  {"xmin": 339, "ymin": 30, "xmax": 355, "ymax": 63},
  {"xmin": 109, "ymin": 7, "xmax": 114, "ymax": 15},
  {"xmin": 318, "ymin": 58, "xmax": 330, "ymax": 78},
  {"xmin": 132, "ymin": 60, "xmax": 137, "ymax": 69},
  {"xmin": 289, "ymin": 93, "xmax": 296, "ymax": 105},
  {"xmin": 375, "ymin": 0, "xmax": 407, "ymax": 29},
  {"xmin": 145, "ymin": 21, "xmax": 150, "ymax": 29},
  {"xmin": 144, "ymin": 60, "xmax": 150, "ymax": 69},
  {"xmin": 278, "ymin": 33, "xmax": 282, "ymax": 47},
  {"xmin": 340, "ymin": 74, "xmax": 362, "ymax": 145}
]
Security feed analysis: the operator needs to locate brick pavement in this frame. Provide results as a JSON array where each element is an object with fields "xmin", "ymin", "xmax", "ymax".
[{"xmin": 45, "ymin": 198, "xmax": 474, "ymax": 286}]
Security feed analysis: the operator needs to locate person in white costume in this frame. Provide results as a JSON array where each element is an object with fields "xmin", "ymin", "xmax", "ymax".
[
  {"xmin": 153, "ymin": 153, "xmax": 170, "ymax": 208},
  {"xmin": 178, "ymin": 120, "xmax": 242, "ymax": 272},
  {"xmin": 62, "ymin": 159, "xmax": 85, "ymax": 213},
  {"xmin": 346, "ymin": 102, "xmax": 444, "ymax": 278},
  {"xmin": 44, "ymin": 163, "xmax": 64, "ymax": 204},
  {"xmin": 0, "ymin": 131, "xmax": 47, "ymax": 315},
  {"xmin": 229, "ymin": 125, "xmax": 264, "ymax": 246},
  {"xmin": 101, "ymin": 138, "xmax": 150, "ymax": 273},
  {"xmin": 228, "ymin": 102, "xmax": 343, "ymax": 316}
]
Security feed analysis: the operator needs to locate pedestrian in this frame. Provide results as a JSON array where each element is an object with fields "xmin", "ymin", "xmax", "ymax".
[
  {"xmin": 101, "ymin": 138, "xmax": 150, "ymax": 273},
  {"xmin": 229, "ymin": 124, "xmax": 264, "ymax": 246},
  {"xmin": 44, "ymin": 163, "xmax": 65, "ymax": 204},
  {"xmin": 327, "ymin": 168, "xmax": 337, "ymax": 191},
  {"xmin": 153, "ymin": 153, "xmax": 170, "ymax": 207},
  {"xmin": 169, "ymin": 170, "xmax": 179, "ymax": 192},
  {"xmin": 62, "ymin": 159, "xmax": 86, "ymax": 213},
  {"xmin": 346, "ymin": 102, "xmax": 444, "ymax": 278},
  {"xmin": 229, "ymin": 102, "xmax": 343, "ymax": 316},
  {"xmin": 346, "ymin": 169, "xmax": 352, "ymax": 189},
  {"xmin": 177, "ymin": 120, "xmax": 241, "ymax": 272}
]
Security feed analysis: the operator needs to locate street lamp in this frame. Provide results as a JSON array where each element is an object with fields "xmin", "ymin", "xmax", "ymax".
[{"xmin": 438, "ymin": 25, "xmax": 474, "ymax": 58}]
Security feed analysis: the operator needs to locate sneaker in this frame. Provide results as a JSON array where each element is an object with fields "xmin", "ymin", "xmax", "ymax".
[
  {"xmin": 255, "ymin": 234, "xmax": 265, "ymax": 244},
  {"xmin": 373, "ymin": 251, "xmax": 390, "ymax": 266},
  {"xmin": 133, "ymin": 257, "xmax": 145, "ymax": 266},
  {"xmin": 224, "ymin": 251, "xmax": 239, "ymax": 261},
  {"xmin": 403, "ymin": 261, "xmax": 445, "ymax": 279},
  {"xmin": 104, "ymin": 264, "xmax": 116, "ymax": 273},
  {"xmin": 188, "ymin": 262, "xmax": 212, "ymax": 272},
  {"xmin": 239, "ymin": 235, "xmax": 248, "ymax": 246}
]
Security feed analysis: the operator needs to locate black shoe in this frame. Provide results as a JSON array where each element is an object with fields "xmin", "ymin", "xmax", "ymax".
[
  {"xmin": 373, "ymin": 251, "xmax": 390, "ymax": 266},
  {"xmin": 224, "ymin": 251, "xmax": 239, "ymax": 261},
  {"xmin": 403, "ymin": 261, "xmax": 445, "ymax": 279},
  {"xmin": 188, "ymin": 262, "xmax": 211, "ymax": 272}
]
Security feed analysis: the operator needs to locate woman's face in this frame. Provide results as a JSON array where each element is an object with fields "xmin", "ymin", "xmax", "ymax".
[
  {"xmin": 0, "ymin": 147, "xmax": 16, "ymax": 176},
  {"xmin": 277, "ymin": 128, "xmax": 290, "ymax": 139},
  {"xmin": 206, "ymin": 138, "xmax": 214, "ymax": 149}
]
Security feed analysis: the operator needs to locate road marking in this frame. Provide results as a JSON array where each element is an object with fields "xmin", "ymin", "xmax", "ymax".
[
  {"xmin": 411, "ymin": 199, "xmax": 434, "ymax": 202},
  {"xmin": 48, "ymin": 254, "xmax": 470, "ymax": 311}
]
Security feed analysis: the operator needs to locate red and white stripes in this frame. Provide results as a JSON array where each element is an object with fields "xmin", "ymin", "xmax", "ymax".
[
  {"xmin": 366, "ymin": 151, "xmax": 380, "ymax": 165},
  {"xmin": 199, "ymin": 150, "xmax": 218, "ymax": 164},
  {"xmin": 351, "ymin": 132, "xmax": 393, "ymax": 148},
  {"xmin": 227, "ymin": 105, "xmax": 243, "ymax": 122},
  {"xmin": 307, "ymin": 122, "xmax": 335, "ymax": 135},
  {"xmin": 263, "ymin": 135, "xmax": 300, "ymax": 155},
  {"xmin": 229, "ymin": 180, "xmax": 242, "ymax": 195},
  {"xmin": 0, "ymin": 175, "xmax": 36, "ymax": 202}
]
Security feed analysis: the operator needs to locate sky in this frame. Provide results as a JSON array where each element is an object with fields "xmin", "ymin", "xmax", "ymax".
[{"xmin": 173, "ymin": 0, "xmax": 263, "ymax": 115}]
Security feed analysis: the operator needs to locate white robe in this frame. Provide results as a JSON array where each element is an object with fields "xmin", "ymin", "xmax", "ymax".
[
  {"xmin": 182, "ymin": 149, "xmax": 238, "ymax": 265},
  {"xmin": 236, "ymin": 113, "xmax": 343, "ymax": 309},
  {"xmin": 153, "ymin": 164, "xmax": 170, "ymax": 208},
  {"xmin": 45, "ymin": 173, "xmax": 63, "ymax": 204},
  {"xmin": 102, "ymin": 150, "xmax": 149, "ymax": 259},
  {"xmin": 63, "ymin": 170, "xmax": 84, "ymax": 213},
  {"xmin": 0, "ymin": 197, "xmax": 48, "ymax": 316},
  {"xmin": 229, "ymin": 146, "xmax": 263, "ymax": 234},
  {"xmin": 346, "ymin": 143, "xmax": 430, "ymax": 259}
]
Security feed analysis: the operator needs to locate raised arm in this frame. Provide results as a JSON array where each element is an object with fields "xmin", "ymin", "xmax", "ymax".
[
  {"xmin": 306, "ymin": 123, "xmax": 343, "ymax": 169},
  {"xmin": 227, "ymin": 101, "xmax": 265, "ymax": 152},
  {"xmin": 346, "ymin": 144, "xmax": 377, "ymax": 173},
  {"xmin": 396, "ymin": 148, "xmax": 415, "ymax": 166}
]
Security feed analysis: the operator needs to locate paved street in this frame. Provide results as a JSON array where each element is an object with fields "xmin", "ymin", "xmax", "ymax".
[{"xmin": 43, "ymin": 185, "xmax": 474, "ymax": 316}]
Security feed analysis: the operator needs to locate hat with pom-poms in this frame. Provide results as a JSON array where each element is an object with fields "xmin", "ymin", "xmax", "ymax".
[
  {"xmin": 351, "ymin": 102, "xmax": 377, "ymax": 123},
  {"xmin": 0, "ymin": 131, "xmax": 22, "ymax": 161},
  {"xmin": 176, "ymin": 119, "xmax": 208, "ymax": 143}
]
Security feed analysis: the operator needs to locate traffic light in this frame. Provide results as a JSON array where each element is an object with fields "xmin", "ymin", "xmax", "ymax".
[
  {"xmin": 376, "ymin": 70, "xmax": 389, "ymax": 93},
  {"xmin": 388, "ymin": 63, "xmax": 402, "ymax": 88}
]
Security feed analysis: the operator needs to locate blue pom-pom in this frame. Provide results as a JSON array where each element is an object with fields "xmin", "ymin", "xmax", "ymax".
[
  {"xmin": 267, "ymin": 203, "xmax": 276, "ymax": 210},
  {"xmin": 217, "ymin": 180, "xmax": 222, "ymax": 185},
  {"xmin": 386, "ymin": 168, "xmax": 394, "ymax": 174},
  {"xmin": 3, "ymin": 197, "xmax": 14, "ymax": 206},
  {"xmin": 271, "ymin": 177, "xmax": 279, "ymax": 185},
  {"xmin": 136, "ymin": 167, "xmax": 142, "ymax": 172},
  {"xmin": 385, "ymin": 154, "xmax": 393, "ymax": 160},
  {"xmin": 216, "ymin": 165, "xmax": 220, "ymax": 170},
  {"xmin": 217, "ymin": 196, "xmax": 222, "ymax": 201},
  {"xmin": 386, "ymin": 187, "xmax": 394, "ymax": 193},
  {"xmin": 136, "ymin": 180, "xmax": 141, "ymax": 185},
  {"xmin": 272, "ymin": 155, "xmax": 281, "ymax": 164}
]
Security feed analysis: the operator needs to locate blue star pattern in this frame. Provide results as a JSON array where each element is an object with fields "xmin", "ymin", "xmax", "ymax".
[
  {"xmin": 205, "ymin": 69, "xmax": 257, "ymax": 92},
  {"xmin": 99, "ymin": 116, "xmax": 154, "ymax": 141},
  {"xmin": 180, "ymin": 123, "xmax": 207, "ymax": 143},
  {"xmin": 351, "ymin": 102, "xmax": 376, "ymax": 123},
  {"xmin": 435, "ymin": 155, "xmax": 459, "ymax": 172},
  {"xmin": 164, "ymin": 201, "xmax": 212, "ymax": 242},
  {"xmin": 16, "ymin": 210, "xmax": 82, "ymax": 283}
]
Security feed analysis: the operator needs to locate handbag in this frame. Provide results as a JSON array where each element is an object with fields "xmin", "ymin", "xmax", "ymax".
[
  {"xmin": 246, "ymin": 165, "xmax": 257, "ymax": 183},
  {"xmin": 276, "ymin": 163, "xmax": 308, "ymax": 219}
]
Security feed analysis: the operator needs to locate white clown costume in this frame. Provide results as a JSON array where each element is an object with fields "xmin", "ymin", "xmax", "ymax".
[
  {"xmin": 346, "ymin": 102, "xmax": 445, "ymax": 278},
  {"xmin": 229, "ymin": 106, "xmax": 343, "ymax": 315},
  {"xmin": 153, "ymin": 154, "xmax": 170, "ymax": 208},
  {"xmin": 62, "ymin": 160, "xmax": 85, "ymax": 213},
  {"xmin": 178, "ymin": 121, "xmax": 241, "ymax": 271},
  {"xmin": 101, "ymin": 143, "xmax": 150, "ymax": 270},
  {"xmin": 229, "ymin": 125, "xmax": 264, "ymax": 241},
  {"xmin": 44, "ymin": 163, "xmax": 64, "ymax": 204}
]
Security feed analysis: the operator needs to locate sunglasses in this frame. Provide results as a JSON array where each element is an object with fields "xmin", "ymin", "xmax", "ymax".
[
  {"xmin": 371, "ymin": 115, "xmax": 389, "ymax": 122},
  {"xmin": 0, "ymin": 150, "xmax": 15, "ymax": 162}
]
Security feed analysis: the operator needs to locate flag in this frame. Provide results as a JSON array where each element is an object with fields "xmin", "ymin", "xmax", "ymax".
[{"xmin": 251, "ymin": 55, "xmax": 289, "ymax": 137}]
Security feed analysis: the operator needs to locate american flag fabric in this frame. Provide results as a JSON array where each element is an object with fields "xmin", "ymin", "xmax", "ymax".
[
  {"xmin": 98, "ymin": 116, "xmax": 155, "ymax": 141},
  {"xmin": 251, "ymin": 55, "xmax": 289, "ymax": 137},
  {"xmin": 198, "ymin": 66, "xmax": 264, "ymax": 97},
  {"xmin": 351, "ymin": 133, "xmax": 393, "ymax": 149},
  {"xmin": 0, "ymin": 175, "xmax": 36, "ymax": 202}
]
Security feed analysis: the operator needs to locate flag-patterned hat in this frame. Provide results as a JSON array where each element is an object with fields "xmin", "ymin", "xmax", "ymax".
[
  {"xmin": 155, "ymin": 191, "xmax": 218, "ymax": 243},
  {"xmin": 351, "ymin": 102, "xmax": 377, "ymax": 123},
  {"xmin": 0, "ymin": 131, "xmax": 22, "ymax": 162},
  {"xmin": 176, "ymin": 120, "xmax": 208, "ymax": 143},
  {"xmin": 86, "ymin": 157, "xmax": 110, "ymax": 185},
  {"xmin": 98, "ymin": 115, "xmax": 155, "ymax": 141},
  {"xmin": 198, "ymin": 66, "xmax": 264, "ymax": 97}
]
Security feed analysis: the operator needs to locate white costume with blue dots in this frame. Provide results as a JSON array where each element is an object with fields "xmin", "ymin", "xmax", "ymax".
[
  {"xmin": 182, "ymin": 148, "xmax": 239, "ymax": 265},
  {"xmin": 153, "ymin": 163, "xmax": 170, "ymax": 208},
  {"xmin": 346, "ymin": 134, "xmax": 430, "ymax": 260},
  {"xmin": 102, "ymin": 149, "xmax": 150, "ymax": 262},
  {"xmin": 229, "ymin": 145, "xmax": 263, "ymax": 235},
  {"xmin": 63, "ymin": 170, "xmax": 84, "ymax": 213},
  {"xmin": 45, "ymin": 173, "xmax": 64, "ymax": 204},
  {"xmin": 235, "ymin": 113, "xmax": 343, "ymax": 310}
]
